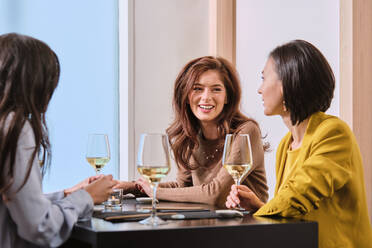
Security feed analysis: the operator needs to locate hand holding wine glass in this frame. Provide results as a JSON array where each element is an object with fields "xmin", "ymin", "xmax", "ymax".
[
  {"xmin": 137, "ymin": 133, "xmax": 171, "ymax": 225},
  {"xmin": 222, "ymin": 134, "xmax": 253, "ymax": 209},
  {"xmin": 225, "ymin": 184, "xmax": 264, "ymax": 211},
  {"xmin": 86, "ymin": 134, "xmax": 110, "ymax": 175}
]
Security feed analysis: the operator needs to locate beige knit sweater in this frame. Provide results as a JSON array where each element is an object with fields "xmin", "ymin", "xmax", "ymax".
[{"xmin": 157, "ymin": 120, "xmax": 268, "ymax": 208}]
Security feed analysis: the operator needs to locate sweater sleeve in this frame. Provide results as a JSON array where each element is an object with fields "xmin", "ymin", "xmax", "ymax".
[
  {"xmin": 159, "ymin": 163, "xmax": 193, "ymax": 188},
  {"xmin": 255, "ymin": 121, "xmax": 352, "ymax": 217},
  {"xmin": 156, "ymin": 121, "xmax": 267, "ymax": 207},
  {"xmin": 156, "ymin": 166, "xmax": 234, "ymax": 207},
  {"xmin": 4, "ymin": 122, "xmax": 94, "ymax": 247}
]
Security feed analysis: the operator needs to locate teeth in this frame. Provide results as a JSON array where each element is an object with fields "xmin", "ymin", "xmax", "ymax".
[{"xmin": 200, "ymin": 105, "xmax": 213, "ymax": 110}]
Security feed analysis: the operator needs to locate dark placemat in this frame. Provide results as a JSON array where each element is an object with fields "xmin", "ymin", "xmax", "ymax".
[{"xmin": 93, "ymin": 210, "xmax": 235, "ymax": 223}]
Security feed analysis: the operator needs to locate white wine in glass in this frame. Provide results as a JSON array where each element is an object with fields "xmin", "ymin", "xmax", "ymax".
[
  {"xmin": 222, "ymin": 134, "xmax": 253, "ymax": 209},
  {"xmin": 137, "ymin": 133, "xmax": 171, "ymax": 226},
  {"xmin": 86, "ymin": 134, "xmax": 110, "ymax": 175}
]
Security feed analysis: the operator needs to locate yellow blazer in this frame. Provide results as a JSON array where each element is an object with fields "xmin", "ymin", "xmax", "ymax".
[{"xmin": 255, "ymin": 112, "xmax": 372, "ymax": 248}]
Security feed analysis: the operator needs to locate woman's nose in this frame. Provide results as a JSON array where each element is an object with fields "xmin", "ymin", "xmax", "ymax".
[
  {"xmin": 201, "ymin": 89, "xmax": 211, "ymax": 100},
  {"xmin": 257, "ymin": 85, "xmax": 263, "ymax": 95}
]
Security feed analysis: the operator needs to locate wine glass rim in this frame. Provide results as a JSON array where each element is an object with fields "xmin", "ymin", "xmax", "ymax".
[
  {"xmin": 226, "ymin": 133, "xmax": 250, "ymax": 137},
  {"xmin": 140, "ymin": 133, "xmax": 168, "ymax": 136}
]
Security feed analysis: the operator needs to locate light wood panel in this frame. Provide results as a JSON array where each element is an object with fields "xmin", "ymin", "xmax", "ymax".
[
  {"xmin": 340, "ymin": 0, "xmax": 372, "ymax": 220},
  {"xmin": 209, "ymin": 0, "xmax": 236, "ymax": 65}
]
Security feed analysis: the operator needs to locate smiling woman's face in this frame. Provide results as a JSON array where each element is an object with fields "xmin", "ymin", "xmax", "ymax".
[
  {"xmin": 187, "ymin": 70, "xmax": 227, "ymax": 126},
  {"xmin": 258, "ymin": 57, "xmax": 285, "ymax": 116}
]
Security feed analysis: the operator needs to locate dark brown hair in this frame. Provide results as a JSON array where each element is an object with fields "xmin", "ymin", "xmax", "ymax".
[
  {"xmin": 0, "ymin": 33, "xmax": 60, "ymax": 196},
  {"xmin": 167, "ymin": 56, "xmax": 264, "ymax": 170},
  {"xmin": 270, "ymin": 40, "xmax": 335, "ymax": 125}
]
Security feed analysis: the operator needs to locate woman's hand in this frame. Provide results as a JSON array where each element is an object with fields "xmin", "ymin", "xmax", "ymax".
[
  {"xmin": 226, "ymin": 184, "xmax": 264, "ymax": 211},
  {"xmin": 113, "ymin": 181, "xmax": 137, "ymax": 194},
  {"xmin": 85, "ymin": 175, "xmax": 116, "ymax": 204},
  {"xmin": 64, "ymin": 175, "xmax": 103, "ymax": 196},
  {"xmin": 135, "ymin": 178, "xmax": 153, "ymax": 197}
]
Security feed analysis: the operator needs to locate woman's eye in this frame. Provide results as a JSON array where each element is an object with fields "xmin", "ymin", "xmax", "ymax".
[
  {"xmin": 213, "ymin": 88, "xmax": 222, "ymax": 92},
  {"xmin": 193, "ymin": 87, "xmax": 202, "ymax": 91}
]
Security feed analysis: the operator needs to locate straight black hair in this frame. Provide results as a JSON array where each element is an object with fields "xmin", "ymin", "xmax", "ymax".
[{"xmin": 270, "ymin": 40, "xmax": 335, "ymax": 125}]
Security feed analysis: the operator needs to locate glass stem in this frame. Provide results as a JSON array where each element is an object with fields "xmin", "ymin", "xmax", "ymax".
[
  {"xmin": 235, "ymin": 178, "xmax": 240, "ymax": 186},
  {"xmin": 235, "ymin": 178, "xmax": 242, "ymax": 209},
  {"xmin": 151, "ymin": 183, "xmax": 158, "ymax": 219}
]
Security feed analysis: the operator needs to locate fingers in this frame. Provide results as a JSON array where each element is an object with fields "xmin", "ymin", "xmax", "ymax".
[
  {"xmin": 135, "ymin": 182, "xmax": 144, "ymax": 193},
  {"xmin": 112, "ymin": 180, "xmax": 122, "ymax": 189},
  {"xmin": 237, "ymin": 188, "xmax": 254, "ymax": 199},
  {"xmin": 136, "ymin": 179, "xmax": 146, "ymax": 189},
  {"xmin": 226, "ymin": 184, "xmax": 255, "ymax": 209},
  {"xmin": 226, "ymin": 195, "xmax": 238, "ymax": 209},
  {"xmin": 236, "ymin": 184, "xmax": 252, "ymax": 192},
  {"xmin": 137, "ymin": 178, "xmax": 147, "ymax": 184},
  {"xmin": 88, "ymin": 174, "xmax": 103, "ymax": 183},
  {"xmin": 225, "ymin": 186, "xmax": 241, "ymax": 208},
  {"xmin": 105, "ymin": 174, "xmax": 113, "ymax": 180},
  {"xmin": 135, "ymin": 179, "xmax": 151, "ymax": 196}
]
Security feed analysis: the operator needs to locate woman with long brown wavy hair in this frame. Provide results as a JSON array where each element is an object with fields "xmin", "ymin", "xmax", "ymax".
[
  {"xmin": 0, "ymin": 33, "xmax": 116, "ymax": 248},
  {"xmin": 119, "ymin": 56, "xmax": 268, "ymax": 207}
]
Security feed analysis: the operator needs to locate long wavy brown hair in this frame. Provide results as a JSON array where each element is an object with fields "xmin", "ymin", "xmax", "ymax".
[
  {"xmin": 0, "ymin": 33, "xmax": 60, "ymax": 196},
  {"xmin": 167, "ymin": 56, "xmax": 266, "ymax": 170}
]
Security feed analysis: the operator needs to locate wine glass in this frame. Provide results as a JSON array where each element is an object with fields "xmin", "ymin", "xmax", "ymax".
[
  {"xmin": 222, "ymin": 134, "xmax": 253, "ymax": 209},
  {"xmin": 137, "ymin": 133, "xmax": 171, "ymax": 225},
  {"xmin": 86, "ymin": 134, "xmax": 110, "ymax": 175}
]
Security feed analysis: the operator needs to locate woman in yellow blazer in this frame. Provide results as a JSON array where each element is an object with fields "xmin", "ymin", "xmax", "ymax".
[{"xmin": 226, "ymin": 40, "xmax": 372, "ymax": 248}]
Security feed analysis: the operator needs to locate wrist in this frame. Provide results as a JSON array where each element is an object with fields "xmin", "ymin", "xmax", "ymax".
[
  {"xmin": 64, "ymin": 187, "xmax": 75, "ymax": 197},
  {"xmin": 256, "ymin": 200, "xmax": 265, "ymax": 209}
]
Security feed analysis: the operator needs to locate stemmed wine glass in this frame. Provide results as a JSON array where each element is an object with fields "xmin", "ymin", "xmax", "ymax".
[
  {"xmin": 86, "ymin": 134, "xmax": 110, "ymax": 175},
  {"xmin": 222, "ymin": 134, "xmax": 253, "ymax": 209},
  {"xmin": 137, "ymin": 133, "xmax": 171, "ymax": 225}
]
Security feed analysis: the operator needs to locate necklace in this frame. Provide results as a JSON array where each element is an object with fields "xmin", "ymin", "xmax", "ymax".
[{"xmin": 202, "ymin": 142, "xmax": 224, "ymax": 160}]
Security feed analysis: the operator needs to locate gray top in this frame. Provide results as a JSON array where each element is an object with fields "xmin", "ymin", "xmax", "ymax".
[{"xmin": 0, "ymin": 120, "xmax": 94, "ymax": 248}]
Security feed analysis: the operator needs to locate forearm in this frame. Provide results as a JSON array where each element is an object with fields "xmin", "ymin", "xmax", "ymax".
[
  {"xmin": 157, "ymin": 170, "xmax": 234, "ymax": 207},
  {"xmin": 159, "ymin": 181, "xmax": 179, "ymax": 188},
  {"xmin": 8, "ymin": 189, "xmax": 93, "ymax": 246},
  {"xmin": 156, "ymin": 185, "xmax": 225, "ymax": 206}
]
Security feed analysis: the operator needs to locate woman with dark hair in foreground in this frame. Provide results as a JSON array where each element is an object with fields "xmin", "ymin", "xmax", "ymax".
[
  {"xmin": 226, "ymin": 40, "xmax": 372, "ymax": 247},
  {"xmin": 0, "ymin": 33, "xmax": 116, "ymax": 248}
]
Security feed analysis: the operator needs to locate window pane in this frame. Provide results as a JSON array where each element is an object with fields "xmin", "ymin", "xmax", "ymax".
[{"xmin": 0, "ymin": 0, "xmax": 119, "ymax": 192}]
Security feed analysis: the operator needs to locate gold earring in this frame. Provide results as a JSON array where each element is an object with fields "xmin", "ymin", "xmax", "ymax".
[{"xmin": 283, "ymin": 101, "xmax": 287, "ymax": 112}]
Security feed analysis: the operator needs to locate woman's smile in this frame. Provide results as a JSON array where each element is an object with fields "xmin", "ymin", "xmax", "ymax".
[{"xmin": 199, "ymin": 104, "xmax": 215, "ymax": 112}]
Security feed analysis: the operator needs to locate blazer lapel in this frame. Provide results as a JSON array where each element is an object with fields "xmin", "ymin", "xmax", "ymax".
[{"xmin": 274, "ymin": 132, "xmax": 292, "ymax": 194}]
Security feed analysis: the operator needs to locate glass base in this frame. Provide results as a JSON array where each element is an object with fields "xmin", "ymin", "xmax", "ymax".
[
  {"xmin": 235, "ymin": 205, "xmax": 246, "ymax": 211},
  {"xmin": 139, "ymin": 215, "xmax": 167, "ymax": 226}
]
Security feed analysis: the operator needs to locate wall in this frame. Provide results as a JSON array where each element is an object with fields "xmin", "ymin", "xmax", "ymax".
[
  {"xmin": 0, "ymin": 0, "xmax": 119, "ymax": 192},
  {"xmin": 121, "ymin": 0, "xmax": 209, "ymax": 181},
  {"xmin": 236, "ymin": 0, "xmax": 340, "ymax": 199}
]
